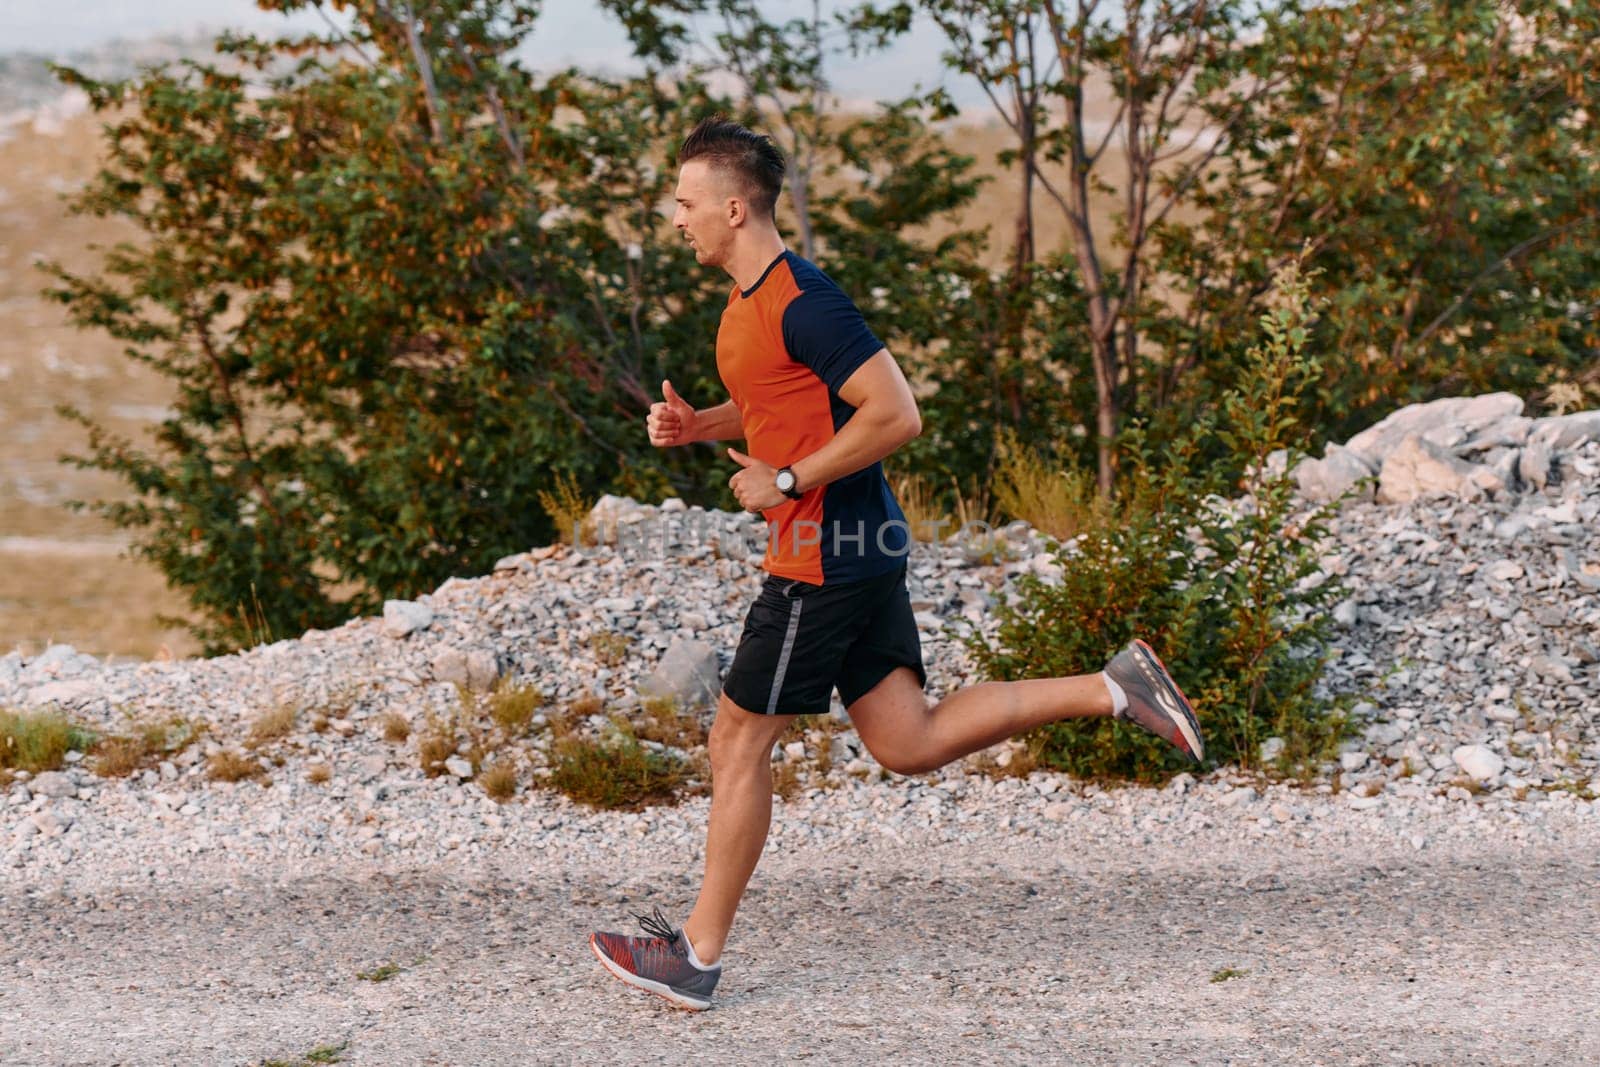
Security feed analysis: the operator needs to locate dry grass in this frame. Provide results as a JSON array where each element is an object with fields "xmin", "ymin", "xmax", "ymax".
[
  {"xmin": 992, "ymin": 429, "xmax": 1100, "ymax": 542},
  {"xmin": 306, "ymin": 762, "xmax": 332, "ymax": 785},
  {"xmin": 417, "ymin": 722, "xmax": 456, "ymax": 778},
  {"xmin": 380, "ymin": 711, "xmax": 411, "ymax": 743},
  {"xmin": 633, "ymin": 695, "xmax": 708, "ymax": 749},
  {"xmin": 568, "ymin": 693, "xmax": 604, "ymax": 719},
  {"xmin": 477, "ymin": 759, "xmax": 518, "ymax": 802},
  {"xmin": 772, "ymin": 757, "xmax": 805, "ymax": 800},
  {"xmin": 207, "ymin": 749, "xmax": 267, "ymax": 783},
  {"xmin": 88, "ymin": 715, "xmax": 202, "ymax": 778},
  {"xmin": 588, "ymin": 632, "xmax": 629, "ymax": 668},
  {"xmin": 535, "ymin": 472, "xmax": 596, "ymax": 546},
  {"xmin": 969, "ymin": 739, "xmax": 1042, "ymax": 780},
  {"xmin": 247, "ymin": 704, "xmax": 296, "ymax": 749}
]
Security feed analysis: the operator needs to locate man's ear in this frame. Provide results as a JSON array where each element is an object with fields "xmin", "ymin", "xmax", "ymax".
[{"xmin": 725, "ymin": 196, "xmax": 747, "ymax": 229}]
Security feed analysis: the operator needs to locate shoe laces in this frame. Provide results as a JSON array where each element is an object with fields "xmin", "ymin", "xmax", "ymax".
[{"xmin": 632, "ymin": 905, "xmax": 679, "ymax": 948}]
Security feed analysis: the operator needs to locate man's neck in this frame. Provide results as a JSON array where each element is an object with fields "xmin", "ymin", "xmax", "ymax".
[{"xmin": 725, "ymin": 234, "xmax": 788, "ymax": 294}]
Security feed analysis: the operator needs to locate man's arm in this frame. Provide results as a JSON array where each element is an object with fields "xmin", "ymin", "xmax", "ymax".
[
  {"xmin": 788, "ymin": 349, "xmax": 920, "ymax": 493},
  {"xmin": 690, "ymin": 399, "xmax": 744, "ymax": 443}
]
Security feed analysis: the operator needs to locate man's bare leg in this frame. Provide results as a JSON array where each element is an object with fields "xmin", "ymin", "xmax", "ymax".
[
  {"xmin": 848, "ymin": 667, "xmax": 1112, "ymax": 775},
  {"xmin": 680, "ymin": 692, "xmax": 794, "ymax": 966}
]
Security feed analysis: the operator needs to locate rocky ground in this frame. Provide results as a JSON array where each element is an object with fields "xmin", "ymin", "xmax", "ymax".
[{"xmin": 1, "ymin": 394, "xmax": 1597, "ymax": 1064}]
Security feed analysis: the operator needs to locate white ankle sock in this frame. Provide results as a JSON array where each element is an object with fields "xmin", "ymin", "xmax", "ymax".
[
  {"xmin": 1100, "ymin": 671, "xmax": 1128, "ymax": 716},
  {"xmin": 682, "ymin": 931, "xmax": 716, "ymax": 971}
]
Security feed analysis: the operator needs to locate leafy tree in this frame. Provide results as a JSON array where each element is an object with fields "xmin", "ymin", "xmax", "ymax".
[
  {"xmin": 43, "ymin": 1, "xmax": 731, "ymax": 651},
  {"xmin": 1159, "ymin": 0, "xmax": 1600, "ymax": 439}
]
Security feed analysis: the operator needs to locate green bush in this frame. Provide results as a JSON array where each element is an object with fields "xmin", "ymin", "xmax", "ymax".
[
  {"xmin": 965, "ymin": 261, "xmax": 1351, "ymax": 782},
  {"xmin": 548, "ymin": 719, "xmax": 693, "ymax": 810},
  {"xmin": 0, "ymin": 708, "xmax": 97, "ymax": 775}
]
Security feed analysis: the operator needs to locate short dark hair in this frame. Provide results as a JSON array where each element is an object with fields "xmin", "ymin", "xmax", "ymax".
[{"xmin": 678, "ymin": 115, "xmax": 785, "ymax": 220}]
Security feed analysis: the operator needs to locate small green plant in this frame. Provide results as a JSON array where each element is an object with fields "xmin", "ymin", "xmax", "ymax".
[
  {"xmin": 259, "ymin": 1038, "xmax": 351, "ymax": 1066},
  {"xmin": 487, "ymin": 680, "xmax": 545, "ymax": 736},
  {"xmin": 548, "ymin": 719, "xmax": 692, "ymax": 809},
  {"xmin": 964, "ymin": 258, "xmax": 1349, "ymax": 783},
  {"xmin": 0, "ymin": 707, "xmax": 95, "ymax": 775},
  {"xmin": 1210, "ymin": 967, "xmax": 1249, "ymax": 983},
  {"xmin": 356, "ymin": 962, "xmax": 403, "ymax": 982}
]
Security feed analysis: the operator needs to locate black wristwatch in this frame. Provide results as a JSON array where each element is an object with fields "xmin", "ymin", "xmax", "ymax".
[{"xmin": 775, "ymin": 466, "xmax": 804, "ymax": 500}]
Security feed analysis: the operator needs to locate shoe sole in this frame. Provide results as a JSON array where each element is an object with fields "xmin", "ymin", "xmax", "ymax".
[
  {"xmin": 1130, "ymin": 639, "xmax": 1204, "ymax": 761},
  {"xmin": 588, "ymin": 934, "xmax": 712, "ymax": 1011}
]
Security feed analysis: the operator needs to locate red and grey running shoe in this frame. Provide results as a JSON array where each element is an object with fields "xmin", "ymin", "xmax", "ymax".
[
  {"xmin": 589, "ymin": 906, "xmax": 721, "ymax": 1011},
  {"xmin": 1104, "ymin": 639, "xmax": 1205, "ymax": 763}
]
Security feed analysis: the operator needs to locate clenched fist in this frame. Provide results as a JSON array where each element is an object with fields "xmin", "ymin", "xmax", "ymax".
[{"xmin": 647, "ymin": 379, "xmax": 699, "ymax": 448}]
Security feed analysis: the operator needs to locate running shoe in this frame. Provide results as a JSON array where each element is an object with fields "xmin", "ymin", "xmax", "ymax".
[
  {"xmin": 589, "ymin": 906, "xmax": 721, "ymax": 1011},
  {"xmin": 1104, "ymin": 639, "xmax": 1205, "ymax": 762}
]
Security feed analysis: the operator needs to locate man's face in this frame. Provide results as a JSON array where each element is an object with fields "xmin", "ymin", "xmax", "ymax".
[{"xmin": 672, "ymin": 159, "xmax": 739, "ymax": 268}]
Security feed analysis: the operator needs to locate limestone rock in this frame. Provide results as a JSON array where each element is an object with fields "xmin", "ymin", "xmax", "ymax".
[
  {"xmin": 638, "ymin": 637, "xmax": 720, "ymax": 708},
  {"xmin": 382, "ymin": 599, "xmax": 434, "ymax": 638},
  {"xmin": 1377, "ymin": 436, "xmax": 1488, "ymax": 503},
  {"xmin": 1452, "ymin": 744, "xmax": 1504, "ymax": 782},
  {"xmin": 1345, "ymin": 392, "xmax": 1524, "ymax": 467}
]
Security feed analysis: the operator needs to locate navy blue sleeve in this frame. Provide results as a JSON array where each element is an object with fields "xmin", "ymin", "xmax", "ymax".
[{"xmin": 781, "ymin": 283, "xmax": 884, "ymax": 394}]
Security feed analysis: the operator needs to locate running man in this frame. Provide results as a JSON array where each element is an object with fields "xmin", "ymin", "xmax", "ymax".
[{"xmin": 588, "ymin": 116, "xmax": 1204, "ymax": 1011}]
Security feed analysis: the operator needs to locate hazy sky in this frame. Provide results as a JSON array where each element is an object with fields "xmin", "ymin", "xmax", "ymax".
[{"xmin": 1, "ymin": 0, "xmax": 981, "ymax": 107}]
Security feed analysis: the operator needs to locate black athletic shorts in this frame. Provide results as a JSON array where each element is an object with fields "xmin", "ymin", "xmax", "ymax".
[{"xmin": 721, "ymin": 562, "xmax": 928, "ymax": 716}]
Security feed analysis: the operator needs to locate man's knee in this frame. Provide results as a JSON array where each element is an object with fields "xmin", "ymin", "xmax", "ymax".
[
  {"xmin": 859, "ymin": 739, "xmax": 939, "ymax": 777},
  {"xmin": 708, "ymin": 692, "xmax": 785, "ymax": 769}
]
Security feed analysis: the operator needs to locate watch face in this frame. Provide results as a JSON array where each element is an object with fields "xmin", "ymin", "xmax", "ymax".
[{"xmin": 776, "ymin": 470, "xmax": 796, "ymax": 492}]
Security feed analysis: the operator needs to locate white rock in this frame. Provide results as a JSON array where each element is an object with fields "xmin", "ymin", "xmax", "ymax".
[
  {"xmin": 1377, "ymin": 436, "xmax": 1487, "ymax": 503},
  {"xmin": 1346, "ymin": 392, "xmax": 1524, "ymax": 467},
  {"xmin": 382, "ymin": 599, "xmax": 434, "ymax": 638},
  {"xmin": 28, "ymin": 772, "xmax": 76, "ymax": 799},
  {"xmin": 444, "ymin": 756, "xmax": 474, "ymax": 779},
  {"xmin": 1452, "ymin": 744, "xmax": 1505, "ymax": 782}
]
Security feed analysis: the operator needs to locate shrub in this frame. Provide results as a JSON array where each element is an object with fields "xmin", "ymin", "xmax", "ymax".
[
  {"xmin": 965, "ymin": 260, "xmax": 1350, "ymax": 782},
  {"xmin": 548, "ymin": 719, "xmax": 692, "ymax": 809},
  {"xmin": 306, "ymin": 762, "xmax": 332, "ymax": 785},
  {"xmin": 536, "ymin": 472, "xmax": 598, "ymax": 547}
]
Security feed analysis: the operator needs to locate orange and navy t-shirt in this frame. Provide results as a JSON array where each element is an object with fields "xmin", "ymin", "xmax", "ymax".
[{"xmin": 716, "ymin": 250, "xmax": 910, "ymax": 586}]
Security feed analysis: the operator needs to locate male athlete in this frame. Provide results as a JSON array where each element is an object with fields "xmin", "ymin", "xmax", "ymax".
[{"xmin": 588, "ymin": 116, "xmax": 1203, "ymax": 1010}]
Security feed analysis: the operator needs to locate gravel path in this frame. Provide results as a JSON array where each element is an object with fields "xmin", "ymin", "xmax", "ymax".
[{"xmin": 3, "ymin": 783, "xmax": 1597, "ymax": 1067}]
